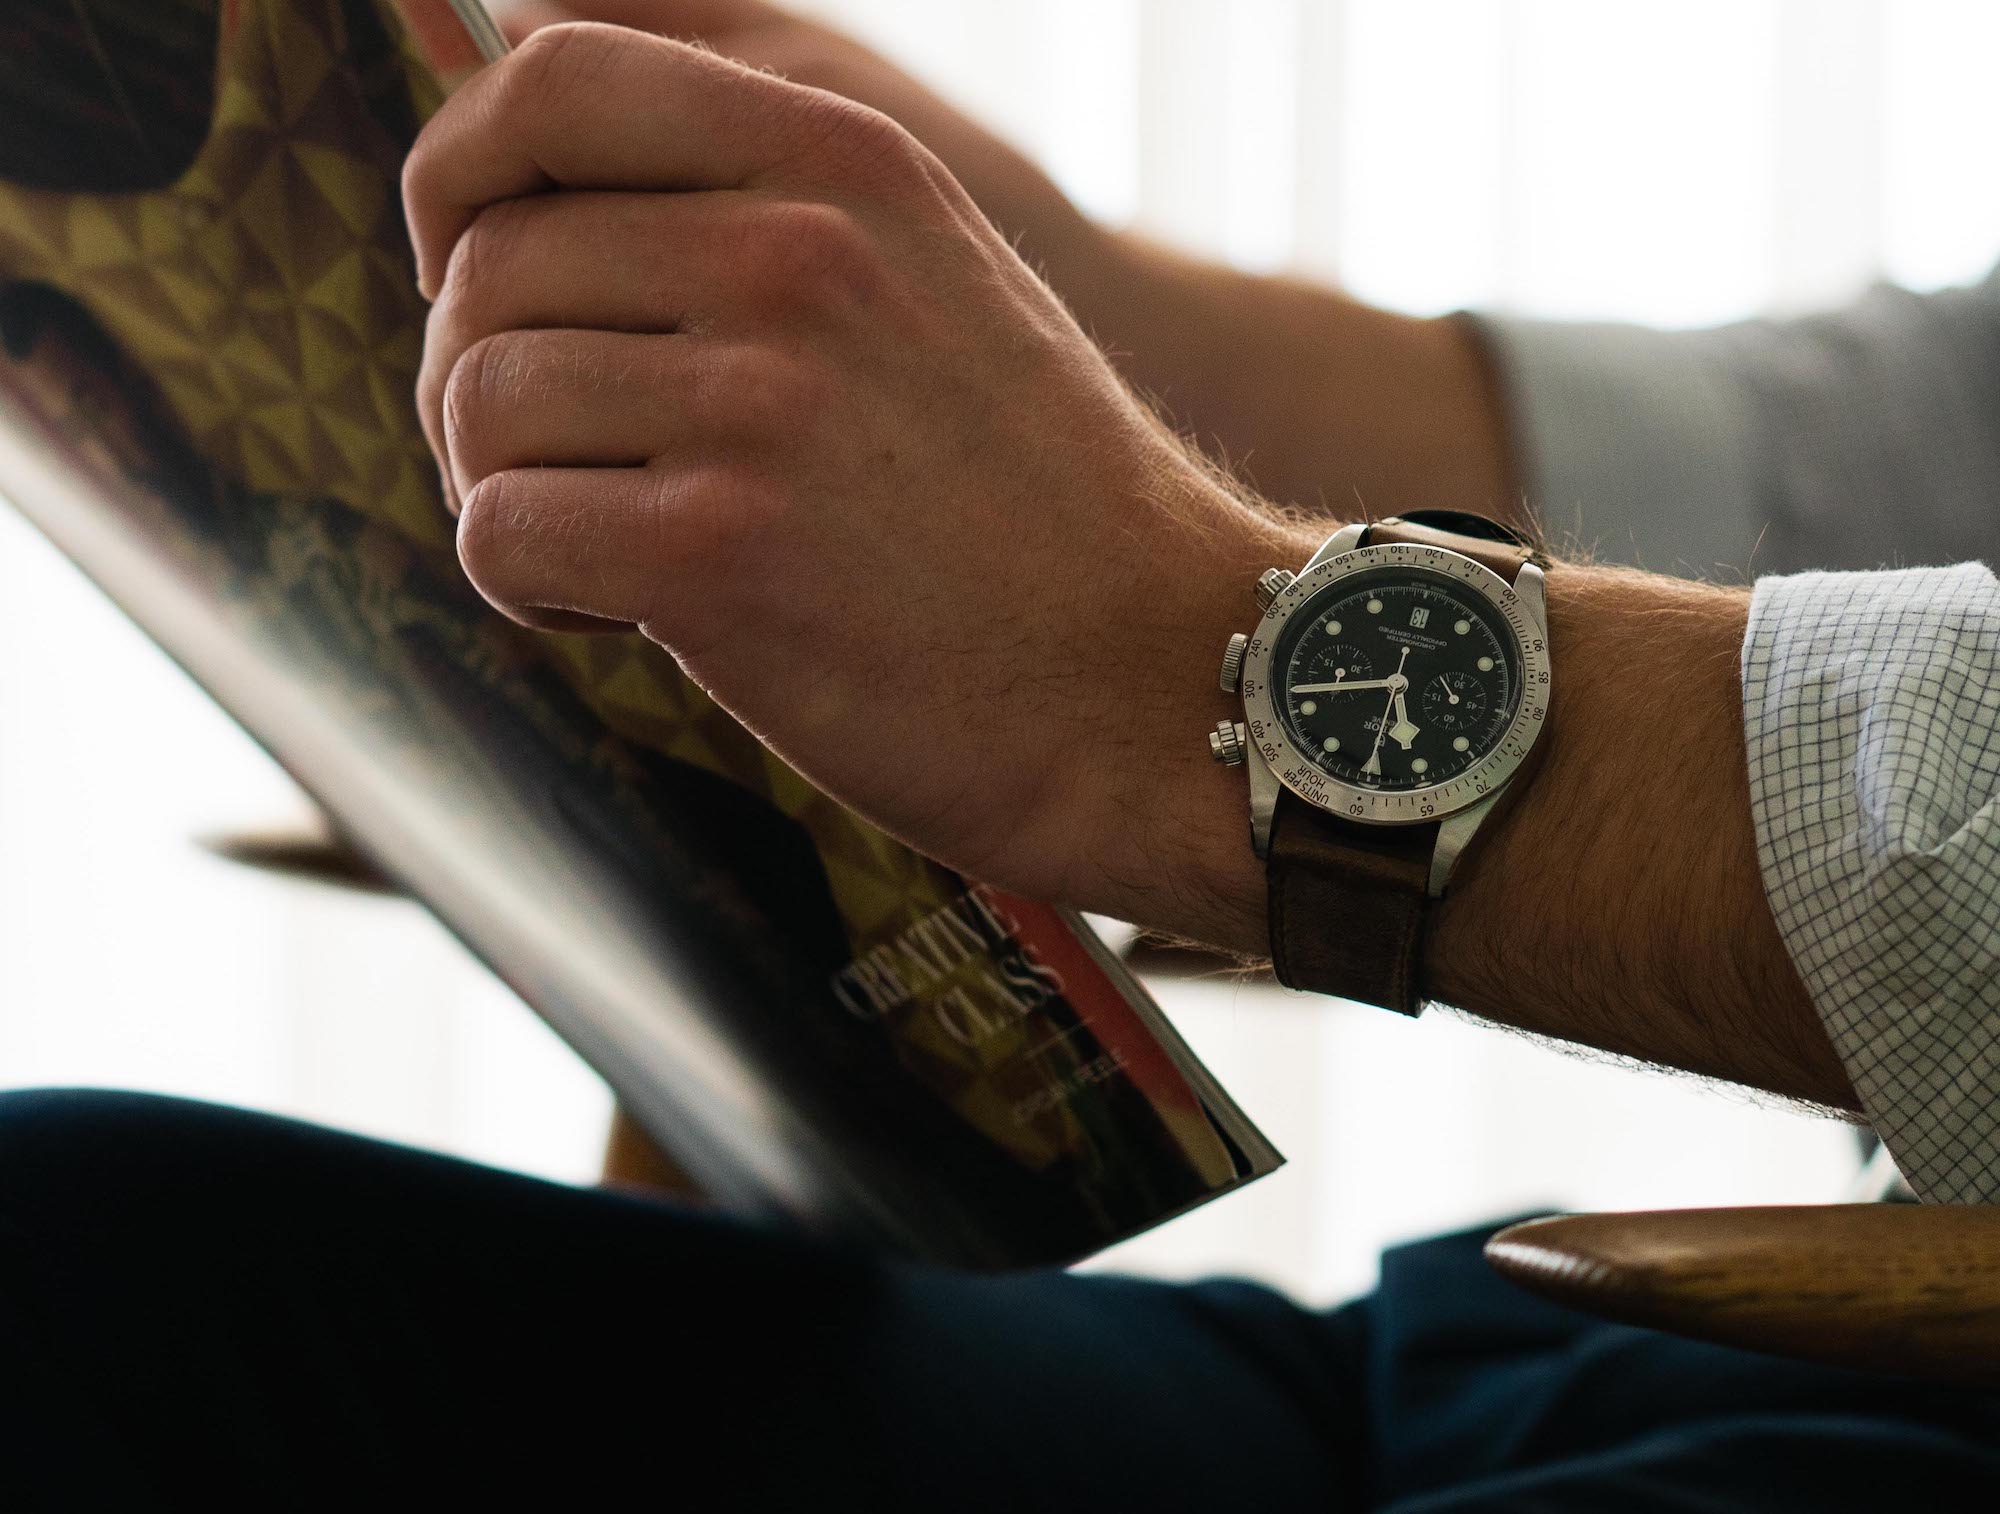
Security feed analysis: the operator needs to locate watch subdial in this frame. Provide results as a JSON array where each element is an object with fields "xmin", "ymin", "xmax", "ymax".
[
  {"xmin": 1289, "ymin": 644, "xmax": 1372, "ymax": 725},
  {"xmin": 1296, "ymin": 643, "xmax": 1371, "ymax": 694},
  {"xmin": 1421, "ymin": 671, "xmax": 1487, "ymax": 731}
]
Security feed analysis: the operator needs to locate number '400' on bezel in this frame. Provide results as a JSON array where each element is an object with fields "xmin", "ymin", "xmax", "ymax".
[{"xmin": 1239, "ymin": 543, "xmax": 1551, "ymax": 826}]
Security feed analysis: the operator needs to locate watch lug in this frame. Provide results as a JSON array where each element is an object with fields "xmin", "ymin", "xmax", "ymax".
[
  {"xmin": 1248, "ymin": 746, "xmax": 1280, "ymax": 860},
  {"xmin": 1303, "ymin": 522, "xmax": 1367, "ymax": 573},
  {"xmin": 1429, "ymin": 792, "xmax": 1502, "ymax": 898},
  {"xmin": 1516, "ymin": 560, "xmax": 1548, "ymax": 633}
]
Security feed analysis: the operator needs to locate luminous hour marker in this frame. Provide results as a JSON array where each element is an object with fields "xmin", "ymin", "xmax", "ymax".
[
  {"xmin": 1326, "ymin": 619, "xmax": 1342, "ymax": 635},
  {"xmin": 1322, "ymin": 736, "xmax": 1340, "ymax": 752},
  {"xmin": 1453, "ymin": 736, "xmax": 1470, "ymax": 752},
  {"xmin": 1477, "ymin": 656, "xmax": 1494, "ymax": 672},
  {"xmin": 1454, "ymin": 619, "xmax": 1471, "ymax": 635},
  {"xmin": 1300, "ymin": 700, "xmax": 1317, "ymax": 716},
  {"xmin": 1366, "ymin": 599, "xmax": 1383, "ymax": 614},
  {"xmin": 1411, "ymin": 758, "xmax": 1430, "ymax": 775}
]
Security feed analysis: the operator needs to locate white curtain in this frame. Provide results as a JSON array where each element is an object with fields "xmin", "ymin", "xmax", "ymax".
[{"xmin": 5, "ymin": 0, "xmax": 1990, "ymax": 1298}]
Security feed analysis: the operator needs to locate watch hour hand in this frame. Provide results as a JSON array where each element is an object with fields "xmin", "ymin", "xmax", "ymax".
[{"xmin": 1388, "ymin": 691, "xmax": 1421, "ymax": 751}]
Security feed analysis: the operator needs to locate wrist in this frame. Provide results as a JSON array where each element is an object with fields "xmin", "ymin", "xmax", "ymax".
[{"xmin": 1048, "ymin": 473, "xmax": 1312, "ymax": 955}]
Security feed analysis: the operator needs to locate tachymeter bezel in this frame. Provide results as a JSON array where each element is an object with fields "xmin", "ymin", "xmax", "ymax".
[{"xmin": 1240, "ymin": 543, "xmax": 1550, "ymax": 825}]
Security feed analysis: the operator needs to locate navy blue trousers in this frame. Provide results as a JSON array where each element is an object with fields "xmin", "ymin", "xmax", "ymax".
[{"xmin": 0, "ymin": 1088, "xmax": 1994, "ymax": 1509}]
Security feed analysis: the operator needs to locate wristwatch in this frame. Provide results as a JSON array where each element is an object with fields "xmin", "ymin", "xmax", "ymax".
[{"xmin": 1209, "ymin": 510, "xmax": 1551, "ymax": 1015}]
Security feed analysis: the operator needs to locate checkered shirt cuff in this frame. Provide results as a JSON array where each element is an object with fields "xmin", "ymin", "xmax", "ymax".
[{"xmin": 1745, "ymin": 564, "xmax": 2000, "ymax": 1202}]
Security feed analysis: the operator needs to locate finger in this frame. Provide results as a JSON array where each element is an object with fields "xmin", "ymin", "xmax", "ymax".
[
  {"xmin": 456, "ymin": 464, "xmax": 751, "ymax": 632},
  {"xmin": 404, "ymin": 22, "xmax": 882, "ymax": 298},
  {"xmin": 438, "ymin": 329, "xmax": 795, "ymax": 504},
  {"xmin": 413, "ymin": 190, "xmax": 843, "ymax": 495},
  {"xmin": 415, "ymin": 191, "xmax": 706, "ymax": 489}
]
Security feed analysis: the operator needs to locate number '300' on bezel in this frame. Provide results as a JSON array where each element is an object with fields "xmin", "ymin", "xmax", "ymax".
[{"xmin": 1240, "ymin": 542, "xmax": 1551, "ymax": 825}]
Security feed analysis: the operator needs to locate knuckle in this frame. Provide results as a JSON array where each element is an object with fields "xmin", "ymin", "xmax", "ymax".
[
  {"xmin": 435, "ymin": 201, "xmax": 519, "ymax": 315},
  {"xmin": 802, "ymin": 95, "xmax": 923, "ymax": 186},
  {"xmin": 442, "ymin": 332, "xmax": 526, "ymax": 452},
  {"xmin": 618, "ymin": 467, "xmax": 765, "ymax": 656},
  {"xmin": 662, "ymin": 464, "xmax": 778, "ymax": 576},
  {"xmin": 696, "ymin": 346, "xmax": 828, "ymax": 441},
  {"xmin": 504, "ymin": 23, "xmax": 608, "ymax": 113},
  {"xmin": 744, "ymin": 200, "xmax": 880, "ymax": 314},
  {"xmin": 400, "ymin": 131, "xmax": 441, "ymax": 220},
  {"xmin": 455, "ymin": 472, "xmax": 524, "ymax": 593}
]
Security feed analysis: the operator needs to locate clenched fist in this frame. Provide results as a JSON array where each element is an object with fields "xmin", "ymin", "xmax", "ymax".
[{"xmin": 404, "ymin": 21, "xmax": 1304, "ymax": 951}]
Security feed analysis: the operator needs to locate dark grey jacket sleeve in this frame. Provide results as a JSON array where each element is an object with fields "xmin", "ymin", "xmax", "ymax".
[{"xmin": 1471, "ymin": 272, "xmax": 2000, "ymax": 578}]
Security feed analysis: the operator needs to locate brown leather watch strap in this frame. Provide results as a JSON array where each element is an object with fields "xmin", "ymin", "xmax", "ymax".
[
  {"xmin": 1364, "ymin": 513, "xmax": 1538, "ymax": 585},
  {"xmin": 1263, "ymin": 509, "xmax": 1541, "ymax": 1014},
  {"xmin": 1267, "ymin": 795, "xmax": 1435, "ymax": 1015}
]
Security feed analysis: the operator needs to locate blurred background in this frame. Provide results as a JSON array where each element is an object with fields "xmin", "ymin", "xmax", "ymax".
[{"xmin": 4, "ymin": 0, "xmax": 1991, "ymax": 1302}]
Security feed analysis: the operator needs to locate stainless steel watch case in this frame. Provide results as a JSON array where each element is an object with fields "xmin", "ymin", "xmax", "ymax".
[{"xmin": 1236, "ymin": 524, "xmax": 1550, "ymax": 896}]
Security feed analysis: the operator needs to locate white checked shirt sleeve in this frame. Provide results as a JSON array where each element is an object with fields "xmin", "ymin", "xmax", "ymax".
[{"xmin": 1745, "ymin": 565, "xmax": 2000, "ymax": 1202}]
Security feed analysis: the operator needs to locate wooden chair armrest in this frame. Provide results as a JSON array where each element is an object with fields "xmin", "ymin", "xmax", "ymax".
[{"xmin": 1487, "ymin": 1205, "xmax": 2000, "ymax": 1384}]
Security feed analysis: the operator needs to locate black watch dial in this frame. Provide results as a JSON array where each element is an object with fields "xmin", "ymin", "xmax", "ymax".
[{"xmin": 1272, "ymin": 567, "xmax": 1522, "ymax": 792}]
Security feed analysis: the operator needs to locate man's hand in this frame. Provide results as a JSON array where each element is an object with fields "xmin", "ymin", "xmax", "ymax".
[
  {"xmin": 405, "ymin": 21, "xmax": 1300, "ymax": 948},
  {"xmin": 490, "ymin": 1, "xmax": 1515, "ymax": 517}
]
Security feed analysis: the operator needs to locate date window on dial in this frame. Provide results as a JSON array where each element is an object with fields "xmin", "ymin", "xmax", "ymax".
[{"xmin": 1408, "ymin": 608, "xmax": 1430, "ymax": 629}]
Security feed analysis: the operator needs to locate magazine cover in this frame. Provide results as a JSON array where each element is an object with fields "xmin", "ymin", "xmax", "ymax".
[{"xmin": 0, "ymin": 0, "xmax": 1281, "ymax": 1267}]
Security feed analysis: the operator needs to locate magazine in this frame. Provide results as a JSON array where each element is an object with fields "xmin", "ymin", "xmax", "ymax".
[{"xmin": 0, "ymin": 0, "xmax": 1281, "ymax": 1267}]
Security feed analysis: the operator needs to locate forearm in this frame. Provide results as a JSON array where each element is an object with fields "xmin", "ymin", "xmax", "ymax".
[
  {"xmin": 1430, "ymin": 567, "xmax": 1850, "ymax": 1108},
  {"xmin": 1159, "ymin": 553, "xmax": 1853, "ymax": 1112},
  {"xmin": 1044, "ymin": 225, "xmax": 1517, "ymax": 520}
]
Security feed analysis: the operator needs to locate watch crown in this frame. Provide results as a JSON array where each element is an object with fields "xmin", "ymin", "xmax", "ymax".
[
  {"xmin": 1208, "ymin": 719, "xmax": 1248, "ymax": 767},
  {"xmin": 1254, "ymin": 568, "xmax": 1296, "ymax": 610},
  {"xmin": 1218, "ymin": 632, "xmax": 1249, "ymax": 694}
]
